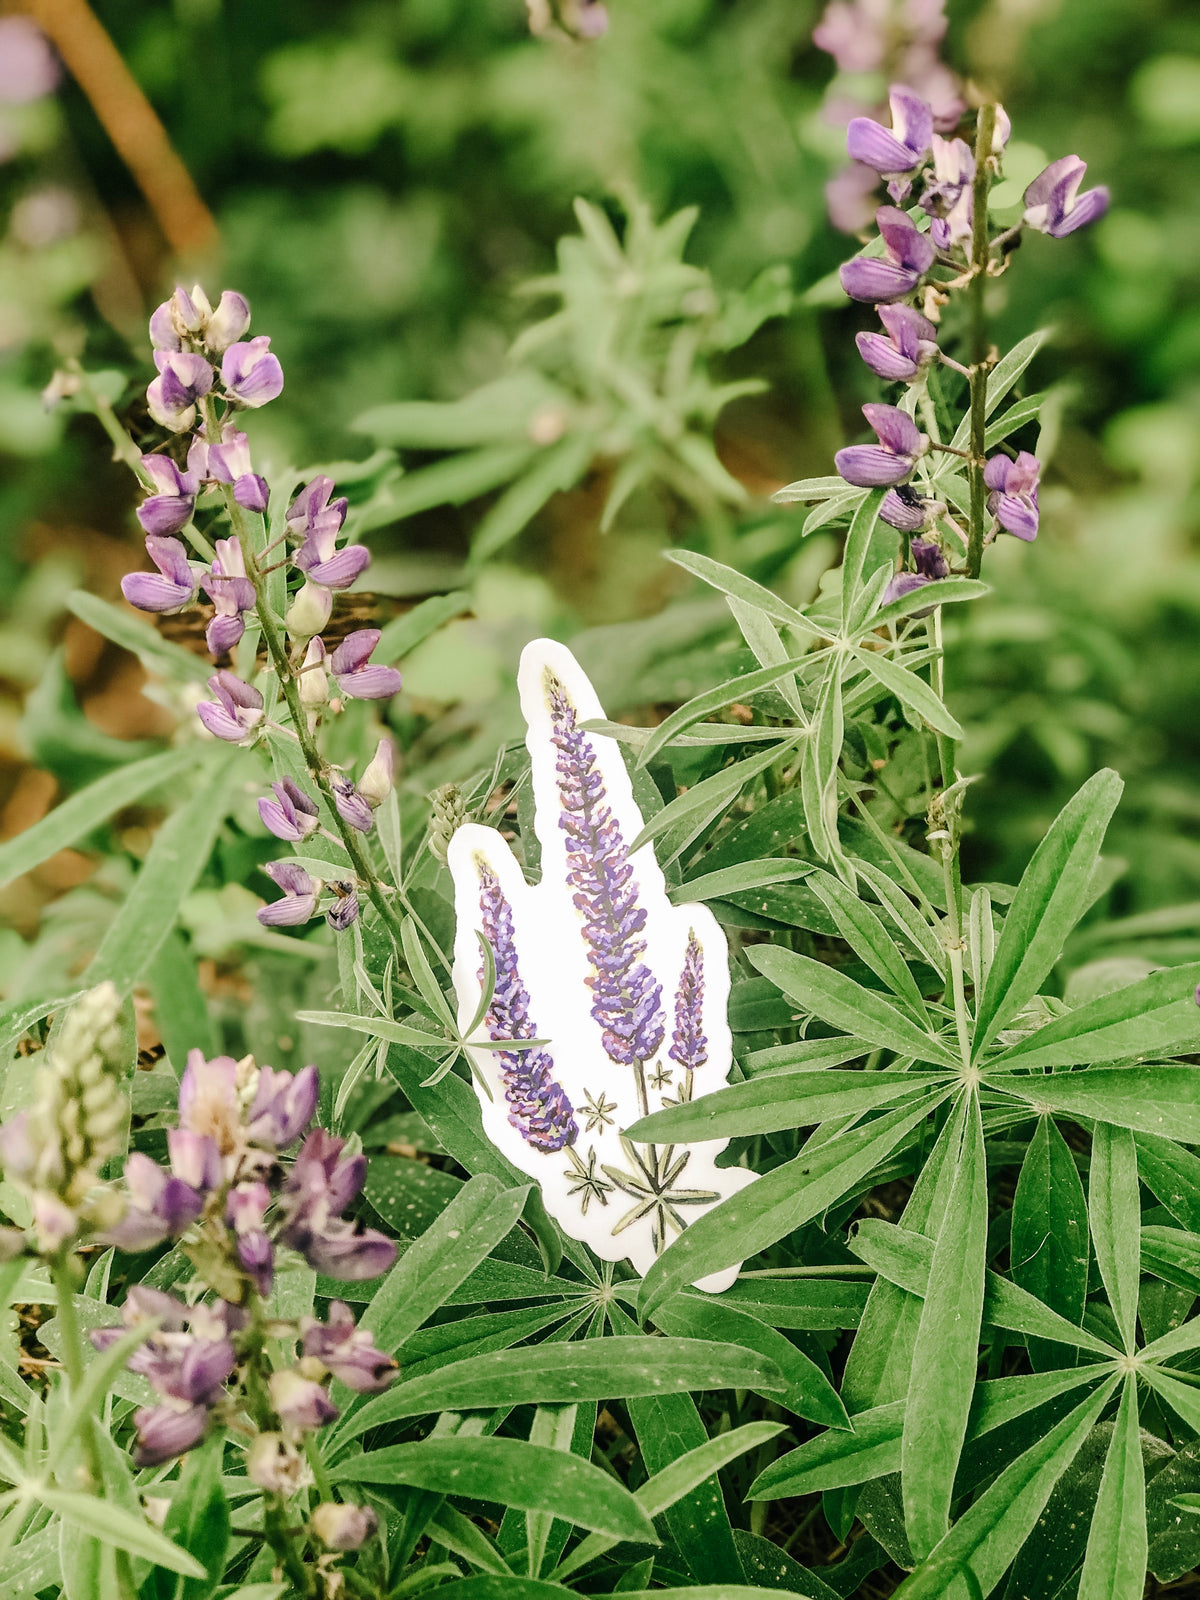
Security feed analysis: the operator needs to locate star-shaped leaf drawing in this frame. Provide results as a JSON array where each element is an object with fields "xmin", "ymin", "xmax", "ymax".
[
  {"xmin": 602, "ymin": 1136, "xmax": 720, "ymax": 1256},
  {"xmin": 582, "ymin": 1088, "xmax": 618, "ymax": 1133},
  {"xmin": 564, "ymin": 1143, "xmax": 614, "ymax": 1215}
]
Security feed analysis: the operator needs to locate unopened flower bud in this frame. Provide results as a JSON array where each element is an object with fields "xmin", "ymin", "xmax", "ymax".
[
  {"xmin": 285, "ymin": 581, "xmax": 332, "ymax": 644},
  {"xmin": 204, "ymin": 291, "xmax": 252, "ymax": 354},
  {"xmin": 358, "ymin": 738, "xmax": 395, "ymax": 809},
  {"xmin": 311, "ymin": 1501, "xmax": 379, "ymax": 1552},
  {"xmin": 269, "ymin": 1367, "xmax": 338, "ymax": 1431},
  {"xmin": 298, "ymin": 636, "xmax": 329, "ymax": 711},
  {"xmin": 429, "ymin": 783, "xmax": 467, "ymax": 864},
  {"xmin": 247, "ymin": 1432, "xmax": 309, "ymax": 1493}
]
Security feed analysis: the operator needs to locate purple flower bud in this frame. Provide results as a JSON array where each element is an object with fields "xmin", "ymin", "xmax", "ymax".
[
  {"xmin": 358, "ymin": 738, "xmax": 395, "ymax": 809},
  {"xmin": 330, "ymin": 629, "xmax": 402, "ymax": 701},
  {"xmin": 234, "ymin": 474, "xmax": 269, "ymax": 513},
  {"xmin": 332, "ymin": 777, "xmax": 373, "ymax": 833},
  {"xmin": 856, "ymin": 304, "xmax": 939, "ymax": 382},
  {"xmin": 269, "ymin": 1367, "xmax": 338, "ymax": 1431},
  {"xmin": 311, "ymin": 1502, "xmax": 379, "ymax": 1552},
  {"xmin": 247, "ymin": 1063, "xmax": 319, "ymax": 1148},
  {"xmin": 205, "ymin": 291, "xmax": 252, "ymax": 354},
  {"xmin": 881, "ymin": 536, "xmax": 950, "ymax": 608},
  {"xmin": 227, "ymin": 1181, "xmax": 274, "ymax": 1296},
  {"xmin": 985, "ymin": 451, "xmax": 1040, "ymax": 540},
  {"xmin": 133, "ymin": 1403, "xmax": 210, "ymax": 1467},
  {"xmin": 1023, "ymin": 156, "xmax": 1109, "ymax": 239},
  {"xmin": 301, "ymin": 1301, "xmax": 396, "ymax": 1392},
  {"xmin": 847, "ymin": 85, "xmax": 933, "ymax": 180},
  {"xmin": 167, "ymin": 1128, "xmax": 221, "ymax": 1192},
  {"xmin": 257, "ymin": 861, "xmax": 320, "ymax": 927},
  {"xmin": 880, "ymin": 485, "xmax": 934, "ymax": 532},
  {"xmin": 121, "ymin": 536, "xmax": 196, "ymax": 613},
  {"xmin": 326, "ymin": 884, "xmax": 360, "ymax": 932},
  {"xmin": 221, "ymin": 336, "xmax": 283, "ymax": 408},
  {"xmin": 840, "ymin": 206, "xmax": 935, "ymax": 303},
  {"xmin": 279, "ymin": 1129, "xmax": 395, "ymax": 1281},
  {"xmin": 147, "ymin": 351, "xmax": 214, "ymax": 432},
  {"xmin": 835, "ymin": 402, "xmax": 926, "ymax": 486},
  {"xmin": 258, "ymin": 778, "xmax": 320, "ymax": 843},
  {"xmin": 196, "ymin": 670, "xmax": 264, "ymax": 743}
]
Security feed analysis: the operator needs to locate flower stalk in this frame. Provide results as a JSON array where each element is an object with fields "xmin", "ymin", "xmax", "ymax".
[{"xmin": 966, "ymin": 102, "xmax": 997, "ymax": 580}]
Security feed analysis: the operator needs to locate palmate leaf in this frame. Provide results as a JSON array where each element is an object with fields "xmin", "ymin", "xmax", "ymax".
[
  {"xmin": 1010, "ymin": 1117, "xmax": 1090, "ymax": 1369},
  {"xmin": 986, "ymin": 1064, "xmax": 1200, "ymax": 1142},
  {"xmin": 329, "ymin": 1436, "xmax": 657, "ymax": 1544},
  {"xmin": 1087, "ymin": 1123, "xmax": 1141, "ymax": 1354},
  {"xmin": 989, "ymin": 959, "xmax": 1200, "ymax": 1069},
  {"xmin": 629, "ymin": 738, "xmax": 801, "ymax": 862},
  {"xmin": 840, "ymin": 488, "xmax": 887, "ymax": 633},
  {"xmin": 807, "ymin": 871, "xmax": 931, "ymax": 1018},
  {"xmin": 972, "ymin": 769, "xmax": 1123, "ymax": 1056},
  {"xmin": 627, "ymin": 1070, "xmax": 944, "ymax": 1142},
  {"xmin": 849, "ymin": 646, "xmax": 964, "ymax": 741},
  {"xmin": 902, "ymin": 1093, "xmax": 988, "ymax": 1560},
  {"xmin": 37, "ymin": 1490, "xmax": 205, "ymax": 1579},
  {"xmin": 1076, "ymin": 1380, "xmax": 1146, "ymax": 1600},
  {"xmin": 1134, "ymin": 1133, "xmax": 1200, "ymax": 1232},
  {"xmin": 638, "ymin": 1094, "xmax": 945, "ymax": 1319},
  {"xmin": 1140, "ymin": 1225, "xmax": 1200, "ymax": 1295},
  {"xmin": 635, "ymin": 656, "xmax": 811, "ymax": 768}
]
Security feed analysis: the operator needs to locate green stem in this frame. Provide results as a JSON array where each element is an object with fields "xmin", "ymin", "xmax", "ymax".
[
  {"xmin": 966, "ymin": 103, "xmax": 998, "ymax": 581},
  {"xmin": 242, "ymin": 1307, "xmax": 316, "ymax": 1599}
]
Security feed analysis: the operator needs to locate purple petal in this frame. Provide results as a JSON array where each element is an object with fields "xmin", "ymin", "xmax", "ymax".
[
  {"xmin": 257, "ymin": 894, "xmax": 318, "ymax": 927},
  {"xmin": 265, "ymin": 859, "xmax": 316, "ymax": 897},
  {"xmin": 122, "ymin": 571, "xmax": 193, "ymax": 613},
  {"xmin": 1024, "ymin": 154, "xmax": 1085, "ymax": 213},
  {"xmin": 856, "ymin": 330, "xmax": 919, "ymax": 381},
  {"xmin": 149, "ymin": 300, "xmax": 181, "ymax": 352},
  {"xmin": 847, "ymin": 120, "xmax": 923, "ymax": 175},
  {"xmin": 205, "ymin": 612, "xmax": 245, "ymax": 657},
  {"xmin": 878, "ymin": 303, "xmax": 937, "ymax": 355},
  {"xmin": 881, "ymin": 572, "xmax": 930, "ymax": 607},
  {"xmin": 168, "ymin": 1129, "xmax": 221, "ymax": 1191},
  {"xmin": 287, "ymin": 475, "xmax": 336, "ymax": 528},
  {"xmin": 134, "ymin": 1404, "xmax": 210, "ymax": 1467},
  {"xmin": 197, "ymin": 701, "xmax": 249, "ymax": 741},
  {"xmin": 835, "ymin": 445, "xmax": 914, "ymax": 487},
  {"xmin": 329, "ymin": 628, "xmax": 380, "ymax": 676},
  {"xmin": 876, "ymin": 207, "xmax": 936, "ymax": 273},
  {"xmin": 880, "ymin": 487, "xmax": 929, "ymax": 531},
  {"xmin": 1047, "ymin": 185, "xmax": 1108, "ymax": 237},
  {"xmin": 1007, "ymin": 452, "xmax": 1041, "ymax": 496},
  {"xmin": 206, "ymin": 291, "xmax": 251, "ymax": 353},
  {"xmin": 306, "ymin": 545, "xmax": 370, "ymax": 590},
  {"xmin": 335, "ymin": 665, "xmax": 402, "ymax": 700},
  {"xmin": 137, "ymin": 494, "xmax": 195, "ymax": 537},
  {"xmin": 234, "ymin": 473, "xmax": 270, "ymax": 513},
  {"xmin": 863, "ymin": 402, "xmax": 922, "ymax": 457},
  {"xmin": 839, "ymin": 258, "xmax": 921, "ymax": 304},
  {"xmin": 994, "ymin": 494, "xmax": 1039, "ymax": 541},
  {"xmin": 888, "ymin": 86, "xmax": 933, "ymax": 160},
  {"xmin": 326, "ymin": 889, "xmax": 360, "ymax": 931}
]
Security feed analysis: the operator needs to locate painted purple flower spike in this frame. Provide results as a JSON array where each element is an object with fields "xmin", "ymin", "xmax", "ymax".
[
  {"xmin": 1023, "ymin": 156, "xmax": 1109, "ymax": 239},
  {"xmin": 221, "ymin": 336, "xmax": 284, "ymax": 408},
  {"xmin": 137, "ymin": 453, "xmax": 200, "ymax": 536},
  {"xmin": 882, "ymin": 536, "xmax": 950, "ymax": 606},
  {"xmin": 147, "ymin": 351, "xmax": 213, "ymax": 431},
  {"xmin": 668, "ymin": 932, "xmax": 708, "ymax": 1079},
  {"xmin": 880, "ymin": 484, "xmax": 939, "ymax": 532},
  {"xmin": 847, "ymin": 86, "xmax": 933, "ymax": 189},
  {"xmin": 330, "ymin": 630, "xmax": 402, "ymax": 700},
  {"xmin": 921, "ymin": 135, "xmax": 975, "ymax": 249},
  {"xmin": 856, "ymin": 304, "xmax": 939, "ymax": 382},
  {"xmin": 547, "ymin": 676, "xmax": 665, "ymax": 1070},
  {"xmin": 121, "ymin": 535, "xmax": 196, "ymax": 614},
  {"xmin": 301, "ymin": 1301, "xmax": 396, "ymax": 1391},
  {"xmin": 985, "ymin": 451, "xmax": 1040, "ymax": 540},
  {"xmin": 205, "ymin": 290, "xmax": 251, "ymax": 354},
  {"xmin": 258, "ymin": 777, "xmax": 320, "ymax": 843},
  {"xmin": 257, "ymin": 861, "xmax": 319, "ymax": 927},
  {"xmin": 197, "ymin": 670, "xmax": 263, "ymax": 743},
  {"xmin": 840, "ymin": 206, "xmax": 935, "ymax": 303},
  {"xmin": 247, "ymin": 1063, "xmax": 319, "ymax": 1148},
  {"xmin": 476, "ymin": 859, "xmax": 578, "ymax": 1153},
  {"xmin": 332, "ymin": 776, "xmax": 373, "ymax": 833},
  {"xmin": 326, "ymin": 884, "xmax": 360, "ymax": 932},
  {"xmin": 201, "ymin": 537, "xmax": 256, "ymax": 657},
  {"xmin": 835, "ymin": 402, "xmax": 926, "ymax": 487}
]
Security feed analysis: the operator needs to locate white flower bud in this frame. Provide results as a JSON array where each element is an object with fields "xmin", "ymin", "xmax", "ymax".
[
  {"xmin": 285, "ymin": 580, "xmax": 332, "ymax": 644},
  {"xmin": 358, "ymin": 738, "xmax": 395, "ymax": 809}
]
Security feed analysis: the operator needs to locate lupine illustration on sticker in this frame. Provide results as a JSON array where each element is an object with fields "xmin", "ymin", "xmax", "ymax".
[{"xmin": 667, "ymin": 930, "xmax": 708, "ymax": 1100}]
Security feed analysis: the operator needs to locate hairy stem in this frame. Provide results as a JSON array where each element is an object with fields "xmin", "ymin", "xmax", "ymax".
[{"xmin": 966, "ymin": 103, "xmax": 998, "ymax": 581}]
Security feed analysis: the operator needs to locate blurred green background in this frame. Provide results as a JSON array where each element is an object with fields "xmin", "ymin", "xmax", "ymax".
[{"xmin": 1, "ymin": 0, "xmax": 1198, "ymax": 949}]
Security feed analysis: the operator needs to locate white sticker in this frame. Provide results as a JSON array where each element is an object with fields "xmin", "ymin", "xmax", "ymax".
[{"xmin": 447, "ymin": 638, "xmax": 756, "ymax": 1292}]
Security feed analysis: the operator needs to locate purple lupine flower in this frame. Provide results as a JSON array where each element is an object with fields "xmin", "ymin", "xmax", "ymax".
[
  {"xmin": 167, "ymin": 1128, "xmax": 221, "ymax": 1191},
  {"xmin": 839, "ymin": 207, "xmax": 935, "ymax": 303},
  {"xmin": 102, "ymin": 1151, "xmax": 203, "ymax": 1251},
  {"xmin": 847, "ymin": 86, "xmax": 933, "ymax": 193},
  {"xmin": 332, "ymin": 776, "xmax": 373, "ymax": 833},
  {"xmin": 289, "ymin": 475, "xmax": 369, "ymax": 590},
  {"xmin": 326, "ymin": 884, "xmax": 360, "ymax": 932},
  {"xmin": 921, "ymin": 135, "xmax": 975, "ymax": 249},
  {"xmin": 330, "ymin": 630, "xmax": 402, "ymax": 700},
  {"xmin": 668, "ymin": 931, "xmax": 708, "ymax": 1078},
  {"xmin": 121, "ymin": 535, "xmax": 196, "ymax": 613},
  {"xmin": 311, "ymin": 1503, "xmax": 379, "ymax": 1552},
  {"xmin": 1023, "ymin": 156, "xmax": 1109, "ymax": 238},
  {"xmin": 546, "ymin": 677, "xmax": 666, "ymax": 1069},
  {"xmin": 835, "ymin": 403, "xmax": 926, "ymax": 486},
  {"xmin": 196, "ymin": 670, "xmax": 264, "ymax": 742},
  {"xmin": 880, "ymin": 484, "xmax": 939, "ymax": 532},
  {"xmin": 826, "ymin": 162, "xmax": 882, "ymax": 234},
  {"xmin": 358, "ymin": 738, "xmax": 396, "ymax": 809},
  {"xmin": 269, "ymin": 1368, "xmax": 339, "ymax": 1430},
  {"xmin": 856, "ymin": 304, "xmax": 939, "ymax": 382},
  {"xmin": 137, "ymin": 453, "xmax": 200, "ymax": 536},
  {"xmin": 205, "ymin": 291, "xmax": 252, "ymax": 354},
  {"xmin": 258, "ymin": 777, "xmax": 320, "ymax": 842},
  {"xmin": 985, "ymin": 451, "xmax": 1040, "ymax": 540},
  {"xmin": 227, "ymin": 1181, "xmax": 274, "ymax": 1296},
  {"xmin": 247, "ymin": 1064, "xmax": 319, "ymax": 1149},
  {"xmin": 132, "ymin": 1404, "xmax": 210, "ymax": 1467},
  {"xmin": 179, "ymin": 1051, "xmax": 242, "ymax": 1154},
  {"xmin": 206, "ymin": 429, "xmax": 268, "ymax": 515},
  {"xmin": 221, "ymin": 337, "xmax": 284, "ymax": 408},
  {"xmin": 257, "ymin": 861, "xmax": 319, "ymax": 927},
  {"xmin": 0, "ymin": 18, "xmax": 61, "ymax": 105},
  {"xmin": 882, "ymin": 536, "xmax": 950, "ymax": 606},
  {"xmin": 301, "ymin": 1300, "xmax": 396, "ymax": 1392},
  {"xmin": 287, "ymin": 476, "xmax": 348, "ymax": 540},
  {"xmin": 200, "ymin": 537, "xmax": 256, "ymax": 657},
  {"xmin": 147, "ymin": 351, "xmax": 213, "ymax": 432},
  {"xmin": 277, "ymin": 1128, "xmax": 396, "ymax": 1280},
  {"xmin": 475, "ymin": 860, "xmax": 578, "ymax": 1153}
]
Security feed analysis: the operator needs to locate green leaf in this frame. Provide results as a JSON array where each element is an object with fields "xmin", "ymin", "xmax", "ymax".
[
  {"xmin": 1134, "ymin": 1133, "xmax": 1200, "ymax": 1232},
  {"xmin": 747, "ymin": 945, "xmax": 958, "ymax": 1066},
  {"xmin": 972, "ymin": 769, "xmax": 1123, "ymax": 1055},
  {"xmin": 38, "ymin": 1491, "xmax": 206, "ymax": 1579},
  {"xmin": 1140, "ymin": 1225, "xmax": 1200, "ymax": 1295},
  {"xmin": 470, "ymin": 433, "xmax": 595, "ymax": 565},
  {"xmin": 948, "ymin": 328, "xmax": 1053, "ymax": 450},
  {"xmin": 626, "ymin": 1070, "xmax": 942, "ymax": 1142},
  {"xmin": 1076, "ymin": 1380, "xmax": 1146, "ymax": 1600},
  {"xmin": 867, "ymin": 578, "xmax": 990, "ymax": 634},
  {"xmin": 990, "ymin": 960, "xmax": 1200, "ymax": 1070},
  {"xmin": 750, "ymin": 1402, "xmax": 905, "ymax": 1499},
  {"xmin": 665, "ymin": 550, "xmax": 821, "ymax": 636},
  {"xmin": 673, "ymin": 860, "xmax": 815, "ymax": 905},
  {"xmin": 841, "ymin": 489, "xmax": 888, "ymax": 633},
  {"xmin": 629, "ymin": 740, "xmax": 799, "ymax": 864},
  {"xmin": 807, "ymin": 871, "xmax": 931, "ymax": 1018},
  {"xmin": 333, "ymin": 1337, "xmax": 785, "ymax": 1446},
  {"xmin": 329, "ymin": 1435, "xmax": 657, "ymax": 1543},
  {"xmin": 902, "ymin": 1094, "xmax": 988, "ymax": 1559},
  {"xmin": 159, "ymin": 1435, "xmax": 230, "ymax": 1600},
  {"xmin": 1088, "ymin": 1123, "xmax": 1141, "ymax": 1354},
  {"xmin": 890, "ymin": 1378, "xmax": 1119, "ymax": 1600},
  {"xmin": 298, "ymin": 1009, "xmax": 449, "ymax": 1052},
  {"xmin": 1010, "ymin": 1117, "xmax": 1090, "ymax": 1369},
  {"xmin": 849, "ymin": 648, "xmax": 963, "ymax": 740},
  {"xmin": 374, "ymin": 591, "xmax": 473, "ymax": 663},
  {"xmin": 987, "ymin": 1065, "xmax": 1200, "ymax": 1142},
  {"xmin": 638, "ymin": 1096, "xmax": 943, "ymax": 1319},
  {"xmin": 636, "ymin": 660, "xmax": 809, "ymax": 768},
  {"xmin": 86, "ymin": 752, "xmax": 241, "ymax": 994},
  {"xmin": 0, "ymin": 748, "xmax": 203, "ymax": 890},
  {"xmin": 1140, "ymin": 1364, "xmax": 1200, "ymax": 1440},
  {"xmin": 66, "ymin": 591, "xmax": 212, "ymax": 683},
  {"xmin": 982, "ymin": 391, "xmax": 1048, "ymax": 449}
]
